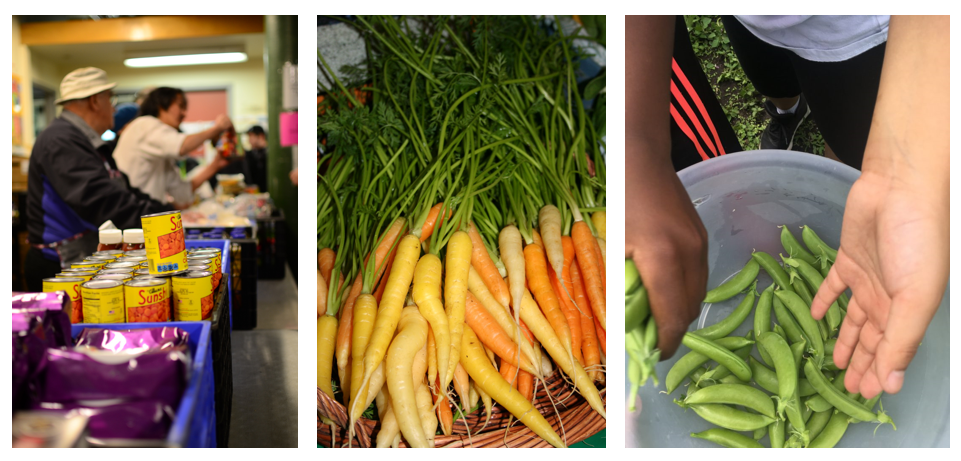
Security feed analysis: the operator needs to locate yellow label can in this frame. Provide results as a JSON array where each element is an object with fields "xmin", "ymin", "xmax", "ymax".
[
  {"xmin": 141, "ymin": 211, "xmax": 188, "ymax": 275},
  {"xmin": 172, "ymin": 271, "xmax": 214, "ymax": 321},
  {"xmin": 42, "ymin": 277, "xmax": 84, "ymax": 324},
  {"xmin": 80, "ymin": 280, "xmax": 126, "ymax": 324},
  {"xmin": 124, "ymin": 278, "xmax": 171, "ymax": 323}
]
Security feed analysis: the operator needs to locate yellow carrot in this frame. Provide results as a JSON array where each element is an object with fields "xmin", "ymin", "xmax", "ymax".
[
  {"xmin": 411, "ymin": 253, "xmax": 450, "ymax": 401},
  {"xmin": 499, "ymin": 225, "xmax": 525, "ymax": 311},
  {"xmin": 317, "ymin": 270, "xmax": 328, "ymax": 318},
  {"xmin": 460, "ymin": 326, "xmax": 566, "ymax": 448},
  {"xmin": 444, "ymin": 231, "xmax": 472, "ymax": 387},
  {"xmin": 351, "ymin": 234, "xmax": 420, "ymax": 432},
  {"xmin": 348, "ymin": 294, "xmax": 377, "ymax": 422},
  {"xmin": 519, "ymin": 289, "xmax": 606, "ymax": 418},
  {"xmin": 375, "ymin": 387, "xmax": 399, "ymax": 448},
  {"xmin": 317, "ymin": 315, "xmax": 338, "ymax": 399},
  {"xmin": 538, "ymin": 204, "xmax": 564, "ymax": 284},
  {"xmin": 452, "ymin": 362, "xmax": 471, "ymax": 416},
  {"xmin": 592, "ymin": 211, "xmax": 607, "ymax": 240},
  {"xmin": 386, "ymin": 306, "xmax": 429, "ymax": 448},
  {"xmin": 415, "ymin": 381, "xmax": 437, "ymax": 448},
  {"xmin": 467, "ymin": 266, "xmax": 540, "ymax": 372}
]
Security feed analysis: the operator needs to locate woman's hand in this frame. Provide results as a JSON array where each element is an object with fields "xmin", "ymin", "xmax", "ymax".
[
  {"xmin": 215, "ymin": 114, "xmax": 234, "ymax": 133},
  {"xmin": 810, "ymin": 15, "xmax": 948, "ymax": 399}
]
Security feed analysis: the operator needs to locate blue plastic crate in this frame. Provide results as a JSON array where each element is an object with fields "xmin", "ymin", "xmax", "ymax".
[
  {"xmin": 186, "ymin": 239, "xmax": 232, "ymax": 330},
  {"xmin": 69, "ymin": 322, "xmax": 215, "ymax": 448}
]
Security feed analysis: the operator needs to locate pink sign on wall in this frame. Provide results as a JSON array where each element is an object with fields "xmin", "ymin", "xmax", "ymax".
[{"xmin": 280, "ymin": 111, "xmax": 297, "ymax": 147}]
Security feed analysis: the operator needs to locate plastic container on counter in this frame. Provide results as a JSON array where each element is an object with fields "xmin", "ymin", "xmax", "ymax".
[{"xmin": 629, "ymin": 150, "xmax": 950, "ymax": 448}]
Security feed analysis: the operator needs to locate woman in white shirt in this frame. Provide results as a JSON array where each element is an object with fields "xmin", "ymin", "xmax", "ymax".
[{"xmin": 114, "ymin": 87, "xmax": 233, "ymax": 207}]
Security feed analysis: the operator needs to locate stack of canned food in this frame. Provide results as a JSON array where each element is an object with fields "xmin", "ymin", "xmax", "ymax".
[{"xmin": 41, "ymin": 211, "xmax": 224, "ymax": 325}]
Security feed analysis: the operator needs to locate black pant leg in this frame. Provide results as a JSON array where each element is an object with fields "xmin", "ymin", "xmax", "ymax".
[{"xmin": 721, "ymin": 16, "xmax": 801, "ymax": 98}]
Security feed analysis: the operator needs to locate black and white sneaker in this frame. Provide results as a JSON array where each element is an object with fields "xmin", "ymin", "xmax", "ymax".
[{"xmin": 760, "ymin": 94, "xmax": 811, "ymax": 151}]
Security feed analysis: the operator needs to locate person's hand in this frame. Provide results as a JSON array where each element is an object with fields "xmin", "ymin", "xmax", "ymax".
[
  {"xmin": 811, "ymin": 170, "xmax": 948, "ymax": 399},
  {"xmin": 289, "ymin": 169, "xmax": 298, "ymax": 186},
  {"xmin": 626, "ymin": 168, "xmax": 708, "ymax": 359},
  {"xmin": 214, "ymin": 114, "xmax": 233, "ymax": 132},
  {"xmin": 213, "ymin": 156, "xmax": 231, "ymax": 169}
]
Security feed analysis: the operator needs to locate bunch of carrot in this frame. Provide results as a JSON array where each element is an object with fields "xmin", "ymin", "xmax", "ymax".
[{"xmin": 318, "ymin": 16, "xmax": 606, "ymax": 448}]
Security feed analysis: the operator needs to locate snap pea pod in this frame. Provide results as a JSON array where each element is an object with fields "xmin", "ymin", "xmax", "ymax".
[
  {"xmin": 802, "ymin": 225, "xmax": 838, "ymax": 262},
  {"xmin": 807, "ymin": 409, "xmax": 833, "ymax": 440},
  {"xmin": 694, "ymin": 282, "xmax": 757, "ymax": 339},
  {"xmin": 775, "ymin": 290, "xmax": 825, "ymax": 363},
  {"xmin": 808, "ymin": 411, "xmax": 850, "ymax": 448},
  {"xmin": 625, "ymin": 285, "xmax": 649, "ymax": 333},
  {"xmin": 805, "ymin": 394, "xmax": 834, "ymax": 412},
  {"xmin": 681, "ymin": 333, "xmax": 753, "ymax": 382},
  {"xmin": 752, "ymin": 251, "xmax": 793, "ymax": 291},
  {"xmin": 754, "ymin": 284, "xmax": 775, "ymax": 365},
  {"xmin": 852, "ymin": 394, "xmax": 884, "ymax": 423},
  {"xmin": 772, "ymin": 296, "xmax": 806, "ymax": 345},
  {"xmin": 769, "ymin": 420, "xmax": 786, "ymax": 448},
  {"xmin": 750, "ymin": 357, "xmax": 817, "ymax": 397},
  {"xmin": 626, "ymin": 258, "xmax": 641, "ymax": 294},
  {"xmin": 752, "ymin": 426, "xmax": 767, "ymax": 440},
  {"xmin": 665, "ymin": 336, "xmax": 755, "ymax": 393},
  {"xmin": 698, "ymin": 331, "xmax": 753, "ymax": 383},
  {"xmin": 688, "ymin": 403, "xmax": 775, "ymax": 431},
  {"xmin": 791, "ymin": 276, "xmax": 814, "ymax": 306},
  {"xmin": 803, "ymin": 359, "xmax": 896, "ymax": 428},
  {"xmin": 757, "ymin": 332, "xmax": 797, "ymax": 405},
  {"xmin": 783, "ymin": 255, "xmax": 843, "ymax": 333},
  {"xmin": 704, "ymin": 259, "xmax": 760, "ymax": 303},
  {"xmin": 781, "ymin": 225, "xmax": 818, "ymax": 265},
  {"xmin": 718, "ymin": 374, "xmax": 748, "ymax": 385},
  {"xmin": 691, "ymin": 428, "xmax": 764, "ymax": 448},
  {"xmin": 680, "ymin": 383, "xmax": 776, "ymax": 419}
]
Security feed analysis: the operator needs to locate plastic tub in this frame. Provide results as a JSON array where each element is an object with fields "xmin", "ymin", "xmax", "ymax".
[
  {"xmin": 70, "ymin": 321, "xmax": 214, "ymax": 447},
  {"xmin": 629, "ymin": 150, "xmax": 950, "ymax": 448}
]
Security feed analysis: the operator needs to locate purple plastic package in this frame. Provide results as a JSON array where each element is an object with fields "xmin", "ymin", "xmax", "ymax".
[
  {"xmin": 12, "ymin": 292, "xmax": 72, "ymax": 348},
  {"xmin": 42, "ymin": 347, "xmax": 188, "ymax": 407},
  {"xmin": 13, "ymin": 312, "xmax": 49, "ymax": 410},
  {"xmin": 75, "ymin": 327, "xmax": 189, "ymax": 355},
  {"xmin": 36, "ymin": 400, "xmax": 175, "ymax": 440}
]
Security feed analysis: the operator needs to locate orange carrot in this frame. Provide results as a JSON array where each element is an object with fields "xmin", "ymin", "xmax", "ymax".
[
  {"xmin": 572, "ymin": 259, "xmax": 601, "ymax": 381},
  {"xmin": 373, "ymin": 242, "xmax": 398, "ymax": 305},
  {"xmin": 524, "ymin": 244, "xmax": 573, "ymax": 359},
  {"xmin": 594, "ymin": 314, "xmax": 606, "ymax": 355},
  {"xmin": 531, "ymin": 229, "xmax": 543, "ymax": 248},
  {"xmin": 419, "ymin": 202, "xmax": 451, "ymax": 242},
  {"xmin": 467, "ymin": 222, "xmax": 510, "ymax": 309},
  {"xmin": 500, "ymin": 360, "xmax": 519, "ymax": 390},
  {"xmin": 518, "ymin": 370, "xmax": 534, "ymax": 402},
  {"xmin": 592, "ymin": 235, "xmax": 607, "ymax": 287},
  {"xmin": 465, "ymin": 292, "xmax": 537, "ymax": 375},
  {"xmin": 572, "ymin": 221, "xmax": 606, "ymax": 330},
  {"xmin": 432, "ymin": 376, "xmax": 453, "ymax": 436},
  {"xmin": 319, "ymin": 248, "xmax": 336, "ymax": 284},
  {"xmin": 552, "ymin": 236, "xmax": 582, "ymax": 364}
]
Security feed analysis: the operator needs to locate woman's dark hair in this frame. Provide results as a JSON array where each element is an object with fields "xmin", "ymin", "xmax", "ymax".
[{"xmin": 138, "ymin": 87, "xmax": 186, "ymax": 118}]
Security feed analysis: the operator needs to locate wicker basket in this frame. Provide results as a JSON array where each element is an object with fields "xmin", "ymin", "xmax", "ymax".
[{"xmin": 317, "ymin": 369, "xmax": 606, "ymax": 448}]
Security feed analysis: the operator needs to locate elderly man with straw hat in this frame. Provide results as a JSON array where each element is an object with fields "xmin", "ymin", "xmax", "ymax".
[{"xmin": 24, "ymin": 67, "xmax": 173, "ymax": 291}]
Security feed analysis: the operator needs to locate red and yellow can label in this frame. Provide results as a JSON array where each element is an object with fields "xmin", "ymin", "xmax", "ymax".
[
  {"xmin": 124, "ymin": 281, "xmax": 171, "ymax": 323},
  {"xmin": 71, "ymin": 261, "xmax": 104, "ymax": 271},
  {"xmin": 42, "ymin": 277, "xmax": 83, "ymax": 324},
  {"xmin": 142, "ymin": 211, "xmax": 188, "ymax": 275},
  {"xmin": 172, "ymin": 272, "xmax": 214, "ymax": 321}
]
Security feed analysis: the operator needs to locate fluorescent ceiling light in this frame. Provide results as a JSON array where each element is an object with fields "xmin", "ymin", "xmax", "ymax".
[{"xmin": 124, "ymin": 52, "xmax": 247, "ymax": 68}]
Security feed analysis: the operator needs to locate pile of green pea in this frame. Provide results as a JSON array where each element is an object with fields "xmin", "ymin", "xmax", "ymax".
[
  {"xmin": 626, "ymin": 258, "xmax": 658, "ymax": 411},
  {"xmin": 635, "ymin": 225, "xmax": 896, "ymax": 448}
]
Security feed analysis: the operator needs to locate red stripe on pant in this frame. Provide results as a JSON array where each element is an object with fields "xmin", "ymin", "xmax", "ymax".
[
  {"xmin": 671, "ymin": 80, "xmax": 717, "ymax": 157},
  {"xmin": 670, "ymin": 103, "xmax": 710, "ymax": 161},
  {"xmin": 672, "ymin": 58, "xmax": 727, "ymax": 156}
]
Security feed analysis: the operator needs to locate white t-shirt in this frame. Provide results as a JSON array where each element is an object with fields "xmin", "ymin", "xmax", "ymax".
[
  {"xmin": 114, "ymin": 115, "xmax": 191, "ymax": 205},
  {"xmin": 734, "ymin": 15, "xmax": 889, "ymax": 62}
]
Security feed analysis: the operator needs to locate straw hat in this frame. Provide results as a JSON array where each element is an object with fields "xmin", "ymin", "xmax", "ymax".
[{"xmin": 55, "ymin": 67, "xmax": 117, "ymax": 104}]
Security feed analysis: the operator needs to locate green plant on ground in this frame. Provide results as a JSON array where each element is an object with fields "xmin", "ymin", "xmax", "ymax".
[{"xmin": 684, "ymin": 15, "xmax": 824, "ymax": 156}]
